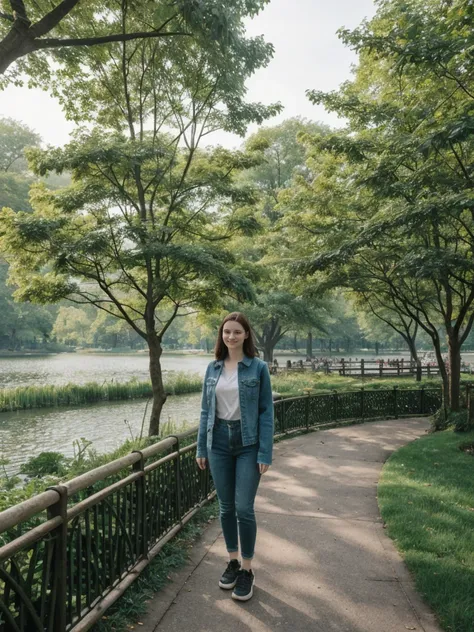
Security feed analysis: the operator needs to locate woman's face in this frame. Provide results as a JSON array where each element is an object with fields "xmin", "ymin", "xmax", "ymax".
[{"xmin": 222, "ymin": 320, "xmax": 248, "ymax": 352}]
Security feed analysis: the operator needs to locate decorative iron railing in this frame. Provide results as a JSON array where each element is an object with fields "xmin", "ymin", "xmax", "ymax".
[{"xmin": 0, "ymin": 387, "xmax": 441, "ymax": 632}]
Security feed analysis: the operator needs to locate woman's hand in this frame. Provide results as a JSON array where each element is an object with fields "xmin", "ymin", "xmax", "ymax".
[
  {"xmin": 258, "ymin": 463, "xmax": 270, "ymax": 475},
  {"xmin": 196, "ymin": 457, "xmax": 207, "ymax": 470}
]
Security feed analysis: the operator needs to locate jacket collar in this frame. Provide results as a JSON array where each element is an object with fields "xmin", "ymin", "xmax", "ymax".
[{"xmin": 214, "ymin": 354, "xmax": 253, "ymax": 368}]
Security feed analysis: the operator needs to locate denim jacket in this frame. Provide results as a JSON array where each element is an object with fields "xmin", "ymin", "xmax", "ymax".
[{"xmin": 196, "ymin": 355, "xmax": 274, "ymax": 465}]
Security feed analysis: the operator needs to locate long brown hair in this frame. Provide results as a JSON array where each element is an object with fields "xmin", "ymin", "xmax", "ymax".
[{"xmin": 214, "ymin": 312, "xmax": 257, "ymax": 360}]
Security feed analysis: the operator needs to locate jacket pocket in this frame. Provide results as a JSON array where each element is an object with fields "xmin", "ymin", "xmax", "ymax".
[{"xmin": 241, "ymin": 377, "xmax": 260, "ymax": 401}]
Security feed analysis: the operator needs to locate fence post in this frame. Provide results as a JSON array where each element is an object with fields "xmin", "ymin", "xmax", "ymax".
[
  {"xmin": 361, "ymin": 358, "xmax": 365, "ymax": 378},
  {"xmin": 379, "ymin": 362, "xmax": 383, "ymax": 378},
  {"xmin": 397, "ymin": 360, "xmax": 400, "ymax": 376},
  {"xmin": 360, "ymin": 388, "xmax": 365, "ymax": 419},
  {"xmin": 324, "ymin": 361, "xmax": 330, "ymax": 375},
  {"xmin": 305, "ymin": 395, "xmax": 310, "ymax": 432},
  {"xmin": 132, "ymin": 451, "xmax": 147, "ymax": 558},
  {"xmin": 420, "ymin": 386, "xmax": 425, "ymax": 415},
  {"xmin": 427, "ymin": 365, "xmax": 431, "ymax": 378},
  {"xmin": 170, "ymin": 436, "xmax": 182, "ymax": 523},
  {"xmin": 342, "ymin": 360, "xmax": 346, "ymax": 377},
  {"xmin": 332, "ymin": 390, "xmax": 338, "ymax": 422},
  {"xmin": 393, "ymin": 386, "xmax": 398, "ymax": 419},
  {"xmin": 46, "ymin": 485, "xmax": 68, "ymax": 632}
]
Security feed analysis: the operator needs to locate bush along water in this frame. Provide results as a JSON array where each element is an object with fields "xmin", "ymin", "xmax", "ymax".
[{"xmin": 0, "ymin": 372, "xmax": 203, "ymax": 413}]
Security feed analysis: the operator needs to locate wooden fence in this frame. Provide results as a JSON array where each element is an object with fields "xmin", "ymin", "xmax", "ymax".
[{"xmin": 271, "ymin": 358, "xmax": 473, "ymax": 379}]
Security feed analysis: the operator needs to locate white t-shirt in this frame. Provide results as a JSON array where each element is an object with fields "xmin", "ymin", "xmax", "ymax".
[{"xmin": 215, "ymin": 367, "xmax": 241, "ymax": 421}]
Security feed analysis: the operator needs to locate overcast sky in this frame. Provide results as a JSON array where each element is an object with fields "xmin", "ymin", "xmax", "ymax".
[{"xmin": 0, "ymin": 0, "xmax": 376, "ymax": 148}]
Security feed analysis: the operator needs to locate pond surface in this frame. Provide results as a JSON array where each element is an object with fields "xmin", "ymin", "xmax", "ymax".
[
  {"xmin": 0, "ymin": 352, "xmax": 214, "ymax": 389},
  {"xmin": 0, "ymin": 351, "xmax": 418, "ymax": 389},
  {"xmin": 0, "ymin": 393, "xmax": 201, "ymax": 476}
]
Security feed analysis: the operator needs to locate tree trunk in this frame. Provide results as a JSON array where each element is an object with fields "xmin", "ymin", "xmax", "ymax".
[
  {"xmin": 404, "ymin": 336, "xmax": 419, "ymax": 364},
  {"xmin": 263, "ymin": 343, "xmax": 273, "ymax": 362},
  {"xmin": 432, "ymin": 338, "xmax": 449, "ymax": 407},
  {"xmin": 293, "ymin": 333, "xmax": 298, "ymax": 353},
  {"xmin": 306, "ymin": 331, "xmax": 313, "ymax": 358},
  {"xmin": 147, "ymin": 333, "xmax": 167, "ymax": 436},
  {"xmin": 448, "ymin": 335, "xmax": 461, "ymax": 412},
  {"xmin": 375, "ymin": 341, "xmax": 380, "ymax": 355}
]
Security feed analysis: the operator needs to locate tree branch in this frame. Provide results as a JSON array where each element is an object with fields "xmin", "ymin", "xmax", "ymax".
[{"xmin": 34, "ymin": 30, "xmax": 192, "ymax": 51}]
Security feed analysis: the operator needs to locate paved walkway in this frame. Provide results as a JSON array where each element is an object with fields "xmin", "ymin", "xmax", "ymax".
[{"xmin": 139, "ymin": 419, "xmax": 443, "ymax": 632}]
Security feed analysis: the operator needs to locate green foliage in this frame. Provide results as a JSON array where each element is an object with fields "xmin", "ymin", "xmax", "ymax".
[
  {"xmin": 0, "ymin": 262, "xmax": 57, "ymax": 350},
  {"xmin": 20, "ymin": 452, "xmax": 67, "ymax": 477},
  {"xmin": 0, "ymin": 0, "xmax": 274, "ymax": 82},
  {"xmin": 0, "ymin": 118, "xmax": 40, "ymax": 173},
  {"xmin": 0, "ymin": 172, "xmax": 33, "ymax": 212},
  {"xmin": 432, "ymin": 407, "xmax": 473, "ymax": 433}
]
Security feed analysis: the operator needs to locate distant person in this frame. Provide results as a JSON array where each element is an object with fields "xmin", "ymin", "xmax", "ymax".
[{"xmin": 196, "ymin": 312, "xmax": 274, "ymax": 602}]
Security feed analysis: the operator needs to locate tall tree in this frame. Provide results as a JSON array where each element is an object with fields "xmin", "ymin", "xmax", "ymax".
[
  {"xmin": 234, "ymin": 119, "xmax": 331, "ymax": 361},
  {"xmin": 0, "ymin": 4, "xmax": 279, "ymax": 435},
  {"xmin": 283, "ymin": 0, "xmax": 474, "ymax": 410},
  {"xmin": 0, "ymin": 117, "xmax": 40, "ymax": 172}
]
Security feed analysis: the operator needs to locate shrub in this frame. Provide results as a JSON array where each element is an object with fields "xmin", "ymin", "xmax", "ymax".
[
  {"xmin": 20, "ymin": 452, "xmax": 68, "ymax": 477},
  {"xmin": 431, "ymin": 407, "xmax": 472, "ymax": 432}
]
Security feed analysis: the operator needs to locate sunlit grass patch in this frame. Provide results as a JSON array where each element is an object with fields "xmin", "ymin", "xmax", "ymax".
[{"xmin": 378, "ymin": 429, "xmax": 474, "ymax": 632}]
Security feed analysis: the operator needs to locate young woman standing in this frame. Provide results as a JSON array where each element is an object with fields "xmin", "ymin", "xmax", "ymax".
[{"xmin": 196, "ymin": 312, "xmax": 274, "ymax": 602}]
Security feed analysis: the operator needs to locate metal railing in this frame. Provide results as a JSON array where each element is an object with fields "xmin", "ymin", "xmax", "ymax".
[{"xmin": 0, "ymin": 387, "xmax": 442, "ymax": 631}]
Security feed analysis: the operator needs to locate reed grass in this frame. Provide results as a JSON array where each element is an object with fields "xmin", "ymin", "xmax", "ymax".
[
  {"xmin": 1, "ymin": 370, "xmax": 451, "ymax": 413},
  {"xmin": 0, "ymin": 372, "xmax": 203, "ymax": 413}
]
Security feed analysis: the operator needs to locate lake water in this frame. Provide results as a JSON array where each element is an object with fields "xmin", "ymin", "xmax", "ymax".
[
  {"xmin": 0, "ymin": 350, "xmax": 418, "ymax": 389},
  {"xmin": 0, "ymin": 349, "xmax": 448, "ymax": 475},
  {"xmin": 0, "ymin": 393, "xmax": 202, "ymax": 476},
  {"xmin": 0, "ymin": 352, "xmax": 215, "ymax": 389}
]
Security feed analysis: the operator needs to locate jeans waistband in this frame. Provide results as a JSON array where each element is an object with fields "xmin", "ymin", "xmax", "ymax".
[{"xmin": 215, "ymin": 417, "xmax": 241, "ymax": 426}]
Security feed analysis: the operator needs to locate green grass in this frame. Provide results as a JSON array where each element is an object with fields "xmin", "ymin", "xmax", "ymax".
[
  {"xmin": 272, "ymin": 372, "xmax": 444, "ymax": 397},
  {"xmin": 0, "ymin": 372, "xmax": 203, "ymax": 413},
  {"xmin": 378, "ymin": 429, "xmax": 474, "ymax": 632}
]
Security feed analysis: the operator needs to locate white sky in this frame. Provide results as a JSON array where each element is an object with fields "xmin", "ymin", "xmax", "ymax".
[{"xmin": 0, "ymin": 0, "xmax": 376, "ymax": 148}]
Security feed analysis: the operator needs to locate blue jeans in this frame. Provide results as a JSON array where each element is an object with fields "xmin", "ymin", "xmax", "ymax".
[{"xmin": 208, "ymin": 418, "xmax": 261, "ymax": 560}]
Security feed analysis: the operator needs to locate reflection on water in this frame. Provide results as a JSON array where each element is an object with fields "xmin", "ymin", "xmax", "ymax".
[
  {"xmin": 0, "ymin": 393, "xmax": 201, "ymax": 475},
  {"xmin": 0, "ymin": 353, "xmax": 214, "ymax": 389}
]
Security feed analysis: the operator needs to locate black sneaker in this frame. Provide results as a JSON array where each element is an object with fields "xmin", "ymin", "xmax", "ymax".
[
  {"xmin": 232, "ymin": 569, "xmax": 255, "ymax": 601},
  {"xmin": 219, "ymin": 559, "xmax": 241, "ymax": 589}
]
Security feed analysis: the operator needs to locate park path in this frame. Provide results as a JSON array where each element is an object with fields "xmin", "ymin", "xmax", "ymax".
[{"xmin": 138, "ymin": 419, "xmax": 443, "ymax": 632}]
